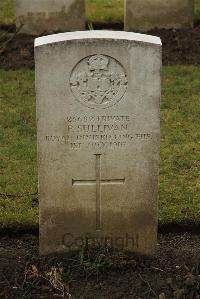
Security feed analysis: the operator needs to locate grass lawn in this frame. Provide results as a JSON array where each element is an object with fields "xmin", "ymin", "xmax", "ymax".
[
  {"xmin": 0, "ymin": 0, "xmax": 200, "ymax": 25},
  {"xmin": 86, "ymin": 0, "xmax": 124, "ymax": 24},
  {"xmin": 0, "ymin": 0, "xmax": 14, "ymax": 25},
  {"xmin": 0, "ymin": 70, "xmax": 38, "ymax": 230},
  {"xmin": 195, "ymin": 0, "xmax": 200, "ymax": 23},
  {"xmin": 0, "ymin": 66, "xmax": 200, "ymax": 231}
]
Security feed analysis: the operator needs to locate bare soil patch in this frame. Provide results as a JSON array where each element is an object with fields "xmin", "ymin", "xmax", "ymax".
[
  {"xmin": 0, "ymin": 234, "xmax": 200, "ymax": 298},
  {"xmin": 0, "ymin": 24, "xmax": 200, "ymax": 69}
]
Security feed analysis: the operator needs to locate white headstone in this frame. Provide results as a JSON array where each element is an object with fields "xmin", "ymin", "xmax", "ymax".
[
  {"xmin": 16, "ymin": 0, "xmax": 85, "ymax": 35},
  {"xmin": 35, "ymin": 31, "xmax": 162, "ymax": 255},
  {"xmin": 125, "ymin": 0, "xmax": 194, "ymax": 31}
]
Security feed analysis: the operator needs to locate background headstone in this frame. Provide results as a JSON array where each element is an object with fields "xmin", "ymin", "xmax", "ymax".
[
  {"xmin": 35, "ymin": 31, "xmax": 162, "ymax": 255},
  {"xmin": 16, "ymin": 0, "xmax": 85, "ymax": 35},
  {"xmin": 125, "ymin": 0, "xmax": 194, "ymax": 31}
]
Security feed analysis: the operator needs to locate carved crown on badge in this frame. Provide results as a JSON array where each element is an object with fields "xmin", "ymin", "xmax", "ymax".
[
  {"xmin": 88, "ymin": 55, "xmax": 109, "ymax": 71},
  {"xmin": 70, "ymin": 54, "xmax": 128, "ymax": 109}
]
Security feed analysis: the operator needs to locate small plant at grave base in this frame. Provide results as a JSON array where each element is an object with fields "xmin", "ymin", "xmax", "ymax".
[
  {"xmin": 78, "ymin": 241, "xmax": 114, "ymax": 279},
  {"xmin": 61, "ymin": 240, "xmax": 138, "ymax": 283},
  {"xmin": 87, "ymin": 22, "xmax": 94, "ymax": 30},
  {"xmin": 62, "ymin": 244, "xmax": 115, "ymax": 282}
]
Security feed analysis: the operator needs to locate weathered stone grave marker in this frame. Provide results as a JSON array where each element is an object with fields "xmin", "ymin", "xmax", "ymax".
[
  {"xmin": 35, "ymin": 31, "xmax": 162, "ymax": 255},
  {"xmin": 16, "ymin": 0, "xmax": 85, "ymax": 35},
  {"xmin": 125, "ymin": 0, "xmax": 194, "ymax": 31}
]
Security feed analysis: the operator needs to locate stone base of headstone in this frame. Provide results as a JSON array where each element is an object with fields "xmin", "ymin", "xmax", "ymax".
[
  {"xmin": 16, "ymin": 0, "xmax": 85, "ymax": 35},
  {"xmin": 125, "ymin": 0, "xmax": 194, "ymax": 31}
]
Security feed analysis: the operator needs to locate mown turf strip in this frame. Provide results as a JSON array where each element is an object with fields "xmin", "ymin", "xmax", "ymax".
[{"xmin": 0, "ymin": 66, "xmax": 200, "ymax": 230}]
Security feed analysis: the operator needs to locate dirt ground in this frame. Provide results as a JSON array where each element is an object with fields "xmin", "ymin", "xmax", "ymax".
[
  {"xmin": 0, "ymin": 23, "xmax": 200, "ymax": 69},
  {"xmin": 0, "ymin": 234, "xmax": 200, "ymax": 298}
]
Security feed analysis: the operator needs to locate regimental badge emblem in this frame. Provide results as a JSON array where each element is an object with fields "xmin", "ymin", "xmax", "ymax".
[{"xmin": 70, "ymin": 54, "xmax": 128, "ymax": 109}]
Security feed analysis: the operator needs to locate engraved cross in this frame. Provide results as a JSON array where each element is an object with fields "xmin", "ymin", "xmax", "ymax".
[{"xmin": 72, "ymin": 154, "xmax": 125, "ymax": 230}]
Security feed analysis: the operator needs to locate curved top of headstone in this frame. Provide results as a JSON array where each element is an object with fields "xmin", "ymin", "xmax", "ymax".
[{"xmin": 34, "ymin": 30, "xmax": 162, "ymax": 48}]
